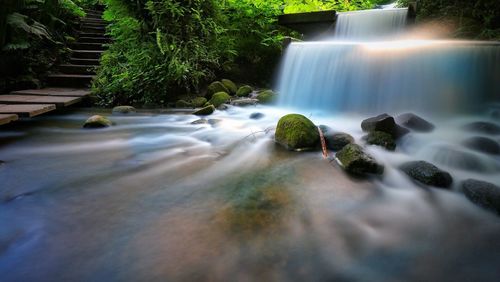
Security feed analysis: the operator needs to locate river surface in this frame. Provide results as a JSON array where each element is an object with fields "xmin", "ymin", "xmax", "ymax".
[{"xmin": 1, "ymin": 106, "xmax": 499, "ymax": 281}]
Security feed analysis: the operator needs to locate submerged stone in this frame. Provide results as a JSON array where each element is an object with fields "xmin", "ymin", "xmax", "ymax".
[
  {"xmin": 249, "ymin": 112, "xmax": 264, "ymax": 120},
  {"xmin": 175, "ymin": 99, "xmax": 193, "ymax": 108},
  {"xmin": 396, "ymin": 113, "xmax": 435, "ymax": 132},
  {"xmin": 463, "ymin": 121, "xmax": 500, "ymax": 135},
  {"xmin": 275, "ymin": 114, "xmax": 319, "ymax": 151},
  {"xmin": 192, "ymin": 105, "xmax": 215, "ymax": 116},
  {"xmin": 335, "ymin": 144, "xmax": 384, "ymax": 175},
  {"xmin": 207, "ymin": 81, "xmax": 229, "ymax": 98},
  {"xmin": 364, "ymin": 131, "xmax": 396, "ymax": 151},
  {"xmin": 221, "ymin": 79, "xmax": 238, "ymax": 95},
  {"xmin": 461, "ymin": 179, "xmax": 500, "ymax": 215},
  {"xmin": 231, "ymin": 98, "xmax": 258, "ymax": 107},
  {"xmin": 256, "ymin": 90, "xmax": 276, "ymax": 104},
  {"xmin": 462, "ymin": 136, "xmax": 500, "ymax": 155},
  {"xmin": 236, "ymin": 85, "xmax": 253, "ymax": 97},
  {"xmin": 83, "ymin": 115, "xmax": 112, "ymax": 129},
  {"xmin": 112, "ymin": 105, "xmax": 136, "ymax": 114},
  {"xmin": 191, "ymin": 119, "xmax": 208, "ymax": 125},
  {"xmin": 209, "ymin": 92, "xmax": 231, "ymax": 108},
  {"xmin": 319, "ymin": 127, "xmax": 354, "ymax": 151},
  {"xmin": 400, "ymin": 161, "xmax": 452, "ymax": 188},
  {"xmin": 191, "ymin": 97, "xmax": 208, "ymax": 108}
]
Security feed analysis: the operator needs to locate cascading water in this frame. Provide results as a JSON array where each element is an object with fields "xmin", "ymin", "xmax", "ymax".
[{"xmin": 276, "ymin": 8, "xmax": 500, "ymax": 114}]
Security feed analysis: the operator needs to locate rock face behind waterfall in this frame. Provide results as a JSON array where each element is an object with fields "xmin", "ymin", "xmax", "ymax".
[{"xmin": 275, "ymin": 114, "xmax": 319, "ymax": 151}]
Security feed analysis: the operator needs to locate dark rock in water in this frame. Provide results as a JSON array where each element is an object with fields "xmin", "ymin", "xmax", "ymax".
[
  {"xmin": 112, "ymin": 105, "xmax": 136, "ymax": 114},
  {"xmin": 208, "ymin": 119, "xmax": 223, "ymax": 127},
  {"xmin": 430, "ymin": 145, "xmax": 496, "ymax": 173},
  {"xmin": 463, "ymin": 121, "xmax": 500, "ymax": 135},
  {"xmin": 364, "ymin": 131, "xmax": 396, "ymax": 151},
  {"xmin": 175, "ymin": 100, "xmax": 193, "ymax": 108},
  {"xmin": 461, "ymin": 179, "xmax": 500, "ymax": 215},
  {"xmin": 400, "ymin": 161, "xmax": 452, "ymax": 188},
  {"xmin": 192, "ymin": 105, "xmax": 215, "ymax": 116},
  {"xmin": 361, "ymin": 113, "xmax": 398, "ymax": 137},
  {"xmin": 191, "ymin": 119, "xmax": 208, "ymax": 125},
  {"xmin": 217, "ymin": 104, "xmax": 229, "ymax": 111},
  {"xmin": 275, "ymin": 114, "xmax": 319, "ymax": 151},
  {"xmin": 326, "ymin": 133, "xmax": 354, "ymax": 151},
  {"xmin": 335, "ymin": 144, "xmax": 384, "ymax": 175},
  {"xmin": 396, "ymin": 113, "xmax": 435, "ymax": 132},
  {"xmin": 462, "ymin": 136, "xmax": 500, "ymax": 155},
  {"xmin": 249, "ymin": 112, "xmax": 264, "ymax": 120},
  {"xmin": 0, "ymin": 160, "xmax": 5, "ymax": 167},
  {"xmin": 490, "ymin": 109, "xmax": 500, "ymax": 119},
  {"xmin": 83, "ymin": 115, "xmax": 112, "ymax": 129}
]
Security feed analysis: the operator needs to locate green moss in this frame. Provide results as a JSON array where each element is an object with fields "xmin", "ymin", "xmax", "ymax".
[
  {"xmin": 192, "ymin": 105, "xmax": 215, "ymax": 115},
  {"xmin": 191, "ymin": 97, "xmax": 208, "ymax": 107},
  {"xmin": 364, "ymin": 131, "xmax": 396, "ymax": 151},
  {"xmin": 175, "ymin": 99, "xmax": 193, "ymax": 108},
  {"xmin": 236, "ymin": 85, "xmax": 253, "ymax": 97},
  {"xmin": 207, "ymin": 81, "xmax": 229, "ymax": 98},
  {"xmin": 83, "ymin": 115, "xmax": 112, "ymax": 129},
  {"xmin": 256, "ymin": 90, "xmax": 276, "ymax": 104},
  {"xmin": 221, "ymin": 79, "xmax": 237, "ymax": 95},
  {"xmin": 208, "ymin": 92, "xmax": 231, "ymax": 108},
  {"xmin": 275, "ymin": 114, "xmax": 319, "ymax": 151},
  {"xmin": 335, "ymin": 144, "xmax": 384, "ymax": 175}
]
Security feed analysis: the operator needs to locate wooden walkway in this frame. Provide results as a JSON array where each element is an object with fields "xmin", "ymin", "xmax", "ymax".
[{"xmin": 0, "ymin": 8, "xmax": 106, "ymax": 126}]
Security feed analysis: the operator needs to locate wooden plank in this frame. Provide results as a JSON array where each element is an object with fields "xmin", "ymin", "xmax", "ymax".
[
  {"xmin": 0, "ymin": 95, "xmax": 82, "ymax": 107},
  {"xmin": 11, "ymin": 88, "xmax": 91, "ymax": 97},
  {"xmin": 0, "ymin": 104, "xmax": 56, "ymax": 118},
  {"xmin": 0, "ymin": 114, "xmax": 18, "ymax": 125}
]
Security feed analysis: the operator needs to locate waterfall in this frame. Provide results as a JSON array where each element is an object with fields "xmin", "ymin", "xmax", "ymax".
[{"xmin": 276, "ymin": 8, "xmax": 500, "ymax": 114}]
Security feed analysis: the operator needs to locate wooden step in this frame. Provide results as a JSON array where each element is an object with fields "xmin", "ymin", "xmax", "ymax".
[
  {"xmin": 72, "ymin": 50, "xmax": 103, "ymax": 59},
  {"xmin": 72, "ymin": 42, "xmax": 105, "ymax": 51},
  {"xmin": 69, "ymin": 58, "xmax": 100, "ymax": 66},
  {"xmin": 0, "ymin": 114, "xmax": 18, "ymax": 125},
  {"xmin": 77, "ymin": 37, "xmax": 110, "ymax": 44},
  {"xmin": 47, "ymin": 74, "xmax": 94, "ymax": 88},
  {"xmin": 0, "ymin": 104, "xmax": 56, "ymax": 117},
  {"xmin": 0, "ymin": 95, "xmax": 83, "ymax": 108},
  {"xmin": 58, "ymin": 64, "xmax": 97, "ymax": 75},
  {"xmin": 11, "ymin": 88, "xmax": 91, "ymax": 97}
]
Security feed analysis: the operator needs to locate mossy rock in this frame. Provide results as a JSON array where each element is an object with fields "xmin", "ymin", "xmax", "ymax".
[
  {"xmin": 364, "ymin": 131, "xmax": 396, "ymax": 151},
  {"xmin": 83, "ymin": 115, "xmax": 112, "ymax": 129},
  {"xmin": 256, "ymin": 90, "xmax": 276, "ymax": 104},
  {"xmin": 112, "ymin": 105, "xmax": 136, "ymax": 114},
  {"xmin": 191, "ymin": 97, "xmax": 208, "ymax": 108},
  {"xmin": 193, "ymin": 105, "xmax": 215, "ymax": 116},
  {"xmin": 335, "ymin": 144, "xmax": 384, "ymax": 175},
  {"xmin": 221, "ymin": 79, "xmax": 237, "ymax": 95},
  {"xmin": 208, "ymin": 92, "xmax": 231, "ymax": 108},
  {"xmin": 207, "ymin": 81, "xmax": 229, "ymax": 98},
  {"xmin": 275, "ymin": 114, "xmax": 319, "ymax": 151},
  {"xmin": 175, "ymin": 99, "xmax": 193, "ymax": 108},
  {"xmin": 236, "ymin": 85, "xmax": 253, "ymax": 97}
]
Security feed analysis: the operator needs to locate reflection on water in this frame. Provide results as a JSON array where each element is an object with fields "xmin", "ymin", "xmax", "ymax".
[{"xmin": 0, "ymin": 107, "xmax": 499, "ymax": 281}]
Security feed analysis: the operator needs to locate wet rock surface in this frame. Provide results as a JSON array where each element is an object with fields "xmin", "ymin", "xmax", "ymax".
[
  {"xmin": 112, "ymin": 106, "xmax": 136, "ymax": 114},
  {"xmin": 275, "ymin": 114, "xmax": 319, "ymax": 151},
  {"xmin": 463, "ymin": 121, "xmax": 500, "ymax": 135},
  {"xmin": 396, "ymin": 113, "xmax": 435, "ymax": 132},
  {"xmin": 400, "ymin": 161, "xmax": 452, "ymax": 188},
  {"xmin": 363, "ymin": 131, "xmax": 396, "ymax": 151},
  {"xmin": 83, "ymin": 115, "xmax": 112, "ymax": 129},
  {"xmin": 192, "ymin": 105, "xmax": 215, "ymax": 116},
  {"xmin": 462, "ymin": 136, "xmax": 500, "ymax": 155},
  {"xmin": 461, "ymin": 179, "xmax": 500, "ymax": 215},
  {"xmin": 335, "ymin": 144, "xmax": 384, "ymax": 175},
  {"xmin": 249, "ymin": 112, "xmax": 264, "ymax": 120}
]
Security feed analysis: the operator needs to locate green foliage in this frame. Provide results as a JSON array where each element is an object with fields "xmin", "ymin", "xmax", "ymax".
[{"xmin": 284, "ymin": 0, "xmax": 374, "ymax": 13}]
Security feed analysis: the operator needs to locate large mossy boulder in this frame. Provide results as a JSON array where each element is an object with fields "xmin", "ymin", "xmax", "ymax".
[
  {"xmin": 256, "ymin": 90, "xmax": 276, "ymax": 104},
  {"xmin": 175, "ymin": 99, "xmax": 193, "ymax": 108},
  {"xmin": 396, "ymin": 113, "xmax": 435, "ymax": 132},
  {"xmin": 83, "ymin": 115, "xmax": 112, "ymax": 129},
  {"xmin": 193, "ymin": 105, "xmax": 215, "ymax": 116},
  {"xmin": 400, "ymin": 161, "xmax": 452, "ymax": 188},
  {"xmin": 221, "ymin": 79, "xmax": 237, "ymax": 95},
  {"xmin": 191, "ymin": 97, "xmax": 208, "ymax": 108},
  {"xmin": 335, "ymin": 144, "xmax": 384, "ymax": 175},
  {"xmin": 207, "ymin": 81, "xmax": 229, "ymax": 98},
  {"xmin": 208, "ymin": 92, "xmax": 231, "ymax": 108},
  {"xmin": 236, "ymin": 85, "xmax": 253, "ymax": 97},
  {"xmin": 112, "ymin": 105, "xmax": 136, "ymax": 114},
  {"xmin": 275, "ymin": 114, "xmax": 319, "ymax": 151},
  {"xmin": 461, "ymin": 179, "xmax": 500, "ymax": 215},
  {"xmin": 364, "ymin": 131, "xmax": 396, "ymax": 151}
]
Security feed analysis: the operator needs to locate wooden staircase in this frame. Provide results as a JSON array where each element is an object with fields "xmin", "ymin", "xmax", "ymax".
[{"xmin": 0, "ymin": 7, "xmax": 108, "ymax": 125}]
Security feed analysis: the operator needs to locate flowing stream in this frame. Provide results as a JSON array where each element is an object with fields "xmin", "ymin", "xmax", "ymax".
[{"xmin": 1, "ymin": 5, "xmax": 500, "ymax": 282}]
